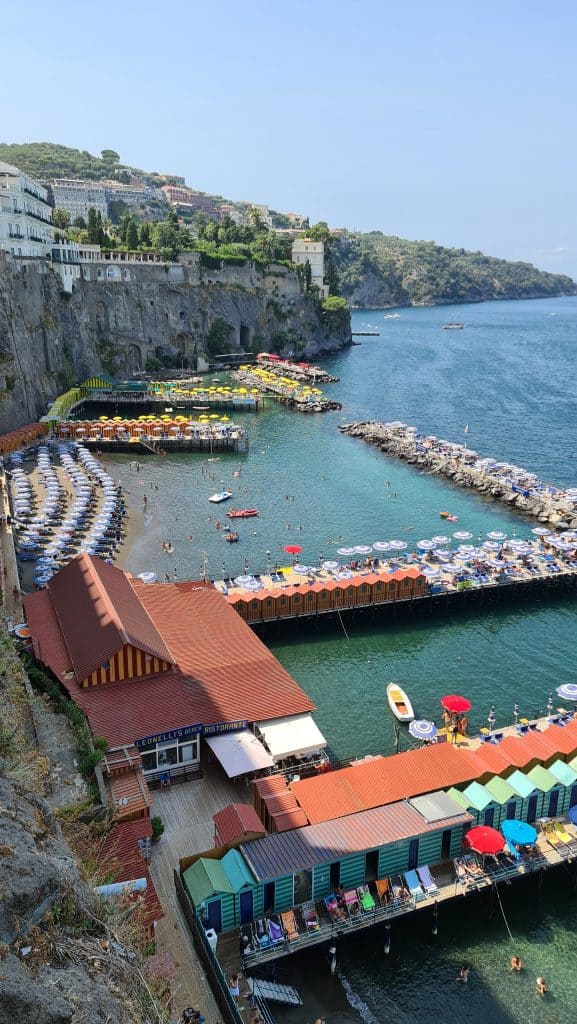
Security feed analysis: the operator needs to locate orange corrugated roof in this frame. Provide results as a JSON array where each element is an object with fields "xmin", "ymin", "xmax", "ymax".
[
  {"xmin": 109, "ymin": 769, "xmax": 152, "ymax": 817},
  {"xmin": 545, "ymin": 720, "xmax": 577, "ymax": 756},
  {"xmin": 291, "ymin": 744, "xmax": 478, "ymax": 824},
  {"xmin": 271, "ymin": 808, "xmax": 309, "ymax": 831},
  {"xmin": 254, "ymin": 774, "xmax": 289, "ymax": 798}
]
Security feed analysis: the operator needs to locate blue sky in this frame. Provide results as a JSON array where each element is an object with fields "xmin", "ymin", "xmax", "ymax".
[{"xmin": 4, "ymin": 0, "xmax": 577, "ymax": 276}]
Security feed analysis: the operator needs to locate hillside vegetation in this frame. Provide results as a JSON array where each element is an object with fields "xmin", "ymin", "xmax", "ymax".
[
  {"xmin": 332, "ymin": 232, "xmax": 577, "ymax": 307},
  {"xmin": 0, "ymin": 142, "xmax": 155, "ymax": 184}
]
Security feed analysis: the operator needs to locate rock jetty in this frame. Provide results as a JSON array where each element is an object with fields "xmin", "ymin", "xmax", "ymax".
[{"xmin": 339, "ymin": 421, "xmax": 577, "ymax": 528}]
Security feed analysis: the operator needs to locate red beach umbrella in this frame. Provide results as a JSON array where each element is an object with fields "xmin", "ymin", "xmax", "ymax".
[
  {"xmin": 463, "ymin": 825, "xmax": 505, "ymax": 856},
  {"xmin": 441, "ymin": 694, "xmax": 472, "ymax": 714},
  {"xmin": 284, "ymin": 545, "xmax": 303, "ymax": 555}
]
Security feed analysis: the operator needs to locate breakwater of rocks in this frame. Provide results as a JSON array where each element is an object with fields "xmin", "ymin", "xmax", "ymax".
[{"xmin": 339, "ymin": 421, "xmax": 577, "ymax": 528}]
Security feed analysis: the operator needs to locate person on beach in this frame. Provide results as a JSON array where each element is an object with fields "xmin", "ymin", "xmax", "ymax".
[
  {"xmin": 536, "ymin": 977, "xmax": 548, "ymax": 995},
  {"xmin": 456, "ymin": 964, "xmax": 470, "ymax": 983},
  {"xmin": 510, "ymin": 956, "xmax": 523, "ymax": 971},
  {"xmin": 228, "ymin": 975, "xmax": 240, "ymax": 1001}
]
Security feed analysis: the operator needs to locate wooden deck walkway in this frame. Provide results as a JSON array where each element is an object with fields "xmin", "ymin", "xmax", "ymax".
[{"xmin": 147, "ymin": 769, "xmax": 250, "ymax": 1023}]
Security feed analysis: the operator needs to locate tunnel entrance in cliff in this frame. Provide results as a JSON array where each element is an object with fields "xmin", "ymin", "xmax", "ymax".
[{"xmin": 240, "ymin": 324, "xmax": 251, "ymax": 350}]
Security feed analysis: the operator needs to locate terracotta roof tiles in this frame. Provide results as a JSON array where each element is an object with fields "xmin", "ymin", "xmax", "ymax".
[{"xmin": 213, "ymin": 803, "xmax": 266, "ymax": 845}]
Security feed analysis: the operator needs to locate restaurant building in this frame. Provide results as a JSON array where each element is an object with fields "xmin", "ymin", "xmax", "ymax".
[{"xmin": 24, "ymin": 554, "xmax": 326, "ymax": 782}]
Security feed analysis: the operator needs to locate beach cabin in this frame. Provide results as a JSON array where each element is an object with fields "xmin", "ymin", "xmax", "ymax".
[
  {"xmin": 182, "ymin": 857, "xmax": 235, "ymax": 934},
  {"xmin": 525, "ymin": 765, "xmax": 564, "ymax": 820},
  {"xmin": 506, "ymin": 770, "xmax": 541, "ymax": 824},
  {"xmin": 545, "ymin": 760, "xmax": 577, "ymax": 815},
  {"xmin": 446, "ymin": 782, "xmax": 500, "ymax": 828},
  {"xmin": 238, "ymin": 794, "xmax": 471, "ymax": 925},
  {"xmin": 483, "ymin": 775, "xmax": 520, "ymax": 823},
  {"xmin": 221, "ymin": 849, "xmax": 261, "ymax": 925}
]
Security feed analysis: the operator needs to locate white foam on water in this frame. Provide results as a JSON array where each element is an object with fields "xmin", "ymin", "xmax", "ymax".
[{"xmin": 337, "ymin": 969, "xmax": 379, "ymax": 1024}]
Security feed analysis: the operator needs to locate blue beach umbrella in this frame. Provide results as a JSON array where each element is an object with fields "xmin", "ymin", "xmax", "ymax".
[
  {"xmin": 321, "ymin": 560, "xmax": 339, "ymax": 571},
  {"xmin": 293, "ymin": 564, "xmax": 311, "ymax": 573},
  {"xmin": 372, "ymin": 542, "xmax": 391, "ymax": 552},
  {"xmin": 409, "ymin": 720, "xmax": 437, "ymax": 741},
  {"xmin": 487, "ymin": 531, "xmax": 507, "ymax": 541},
  {"xmin": 567, "ymin": 807, "xmax": 577, "ymax": 827},
  {"xmin": 454, "ymin": 531, "xmax": 473, "ymax": 540},
  {"xmin": 431, "ymin": 535, "xmax": 451, "ymax": 545},
  {"xmin": 389, "ymin": 540, "xmax": 407, "ymax": 550},
  {"xmin": 532, "ymin": 526, "xmax": 551, "ymax": 536},
  {"xmin": 417, "ymin": 539, "xmax": 435, "ymax": 550},
  {"xmin": 336, "ymin": 571, "xmax": 353, "ymax": 580},
  {"xmin": 337, "ymin": 547, "xmax": 356, "ymax": 556},
  {"xmin": 501, "ymin": 819, "xmax": 537, "ymax": 846},
  {"xmin": 354, "ymin": 545, "xmax": 373, "ymax": 554},
  {"xmin": 556, "ymin": 684, "xmax": 577, "ymax": 702}
]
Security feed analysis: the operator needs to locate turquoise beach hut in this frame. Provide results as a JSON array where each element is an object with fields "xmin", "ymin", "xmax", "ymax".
[
  {"xmin": 457, "ymin": 781, "xmax": 500, "ymax": 827},
  {"xmin": 221, "ymin": 848, "xmax": 261, "ymax": 924},
  {"xmin": 548, "ymin": 759, "xmax": 577, "ymax": 814}
]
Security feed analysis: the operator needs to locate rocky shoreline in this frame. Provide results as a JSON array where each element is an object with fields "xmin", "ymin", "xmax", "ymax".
[{"xmin": 339, "ymin": 421, "xmax": 577, "ymax": 529}]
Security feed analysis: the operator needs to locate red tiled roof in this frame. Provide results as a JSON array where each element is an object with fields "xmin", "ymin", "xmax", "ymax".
[
  {"xmin": 213, "ymin": 803, "xmax": 266, "ymax": 845},
  {"xmin": 25, "ymin": 557, "xmax": 314, "ymax": 748},
  {"xmin": 41, "ymin": 554, "xmax": 172, "ymax": 681},
  {"xmin": 98, "ymin": 820, "xmax": 163, "ymax": 929},
  {"xmin": 109, "ymin": 769, "xmax": 152, "ymax": 817},
  {"xmin": 291, "ymin": 745, "xmax": 478, "ymax": 824}
]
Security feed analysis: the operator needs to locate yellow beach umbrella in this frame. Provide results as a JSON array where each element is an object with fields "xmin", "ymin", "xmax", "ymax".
[
  {"xmin": 113, "ymin": 416, "xmax": 123, "ymax": 422},
  {"xmin": 99, "ymin": 415, "xmax": 108, "ymax": 421},
  {"xmin": 209, "ymin": 414, "xmax": 219, "ymax": 420},
  {"xmin": 220, "ymin": 415, "xmax": 230, "ymax": 422}
]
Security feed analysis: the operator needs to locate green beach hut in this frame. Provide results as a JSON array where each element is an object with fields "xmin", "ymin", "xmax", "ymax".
[
  {"xmin": 182, "ymin": 857, "xmax": 234, "ymax": 933},
  {"xmin": 506, "ymin": 770, "xmax": 539, "ymax": 823},
  {"xmin": 484, "ymin": 775, "xmax": 519, "ymax": 823},
  {"xmin": 548, "ymin": 759, "xmax": 577, "ymax": 814},
  {"xmin": 526, "ymin": 765, "xmax": 563, "ymax": 820}
]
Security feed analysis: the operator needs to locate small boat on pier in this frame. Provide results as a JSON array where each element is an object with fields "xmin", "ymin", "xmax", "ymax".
[{"xmin": 387, "ymin": 683, "xmax": 415, "ymax": 722}]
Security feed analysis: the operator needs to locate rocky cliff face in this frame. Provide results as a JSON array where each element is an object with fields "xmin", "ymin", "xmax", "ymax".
[{"xmin": 0, "ymin": 254, "xmax": 351, "ymax": 432}]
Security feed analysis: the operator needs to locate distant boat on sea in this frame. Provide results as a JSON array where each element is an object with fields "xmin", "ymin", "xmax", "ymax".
[{"xmin": 443, "ymin": 318, "xmax": 464, "ymax": 330}]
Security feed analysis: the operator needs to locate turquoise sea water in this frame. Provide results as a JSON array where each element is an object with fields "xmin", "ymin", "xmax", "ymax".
[{"xmin": 116, "ymin": 296, "xmax": 577, "ymax": 1022}]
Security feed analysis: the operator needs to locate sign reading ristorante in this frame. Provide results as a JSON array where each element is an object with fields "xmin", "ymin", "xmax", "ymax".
[{"xmin": 134, "ymin": 719, "xmax": 249, "ymax": 748}]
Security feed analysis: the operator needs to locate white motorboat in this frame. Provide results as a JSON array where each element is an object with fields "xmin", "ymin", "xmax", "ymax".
[
  {"xmin": 387, "ymin": 682, "xmax": 415, "ymax": 722},
  {"xmin": 208, "ymin": 491, "xmax": 232, "ymax": 504}
]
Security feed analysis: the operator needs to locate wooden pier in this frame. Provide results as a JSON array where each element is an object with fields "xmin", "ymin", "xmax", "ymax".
[{"xmin": 217, "ymin": 564, "xmax": 577, "ymax": 630}]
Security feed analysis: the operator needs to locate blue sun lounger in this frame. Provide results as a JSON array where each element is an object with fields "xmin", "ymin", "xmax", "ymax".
[
  {"xmin": 404, "ymin": 870, "xmax": 425, "ymax": 901},
  {"xmin": 417, "ymin": 865, "xmax": 439, "ymax": 896}
]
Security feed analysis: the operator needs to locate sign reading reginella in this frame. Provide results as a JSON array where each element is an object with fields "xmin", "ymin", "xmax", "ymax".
[{"xmin": 134, "ymin": 720, "xmax": 248, "ymax": 747}]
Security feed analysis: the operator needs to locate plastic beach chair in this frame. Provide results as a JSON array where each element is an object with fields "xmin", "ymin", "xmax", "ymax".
[
  {"xmin": 357, "ymin": 884, "xmax": 376, "ymax": 913},
  {"xmin": 417, "ymin": 865, "xmax": 440, "ymax": 895},
  {"xmin": 553, "ymin": 821, "xmax": 573, "ymax": 843},
  {"xmin": 404, "ymin": 870, "xmax": 425, "ymax": 901},
  {"xmin": 300, "ymin": 901, "xmax": 320, "ymax": 931},
  {"xmin": 280, "ymin": 910, "xmax": 299, "ymax": 942}
]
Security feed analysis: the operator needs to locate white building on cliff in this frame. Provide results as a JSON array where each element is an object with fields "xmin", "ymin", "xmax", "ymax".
[
  {"xmin": 0, "ymin": 161, "xmax": 54, "ymax": 257},
  {"xmin": 291, "ymin": 238, "xmax": 328, "ymax": 297}
]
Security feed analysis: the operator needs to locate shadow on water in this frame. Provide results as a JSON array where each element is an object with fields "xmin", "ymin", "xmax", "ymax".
[{"xmin": 274, "ymin": 869, "xmax": 577, "ymax": 1024}]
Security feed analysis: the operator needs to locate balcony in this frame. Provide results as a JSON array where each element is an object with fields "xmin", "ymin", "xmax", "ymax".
[
  {"xmin": 26, "ymin": 208, "xmax": 52, "ymax": 225},
  {"xmin": 29, "ymin": 234, "xmax": 45, "ymax": 243},
  {"xmin": 9, "ymin": 232, "xmax": 24, "ymax": 240},
  {"xmin": 24, "ymin": 186, "xmax": 44, "ymax": 201}
]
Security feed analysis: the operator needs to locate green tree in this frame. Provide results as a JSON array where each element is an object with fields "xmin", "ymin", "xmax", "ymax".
[
  {"xmin": 86, "ymin": 207, "xmax": 100, "ymax": 244},
  {"xmin": 126, "ymin": 219, "xmax": 139, "ymax": 249},
  {"xmin": 139, "ymin": 222, "xmax": 151, "ymax": 247},
  {"xmin": 73, "ymin": 215, "xmax": 86, "ymax": 229},
  {"xmin": 306, "ymin": 221, "xmax": 330, "ymax": 243},
  {"xmin": 303, "ymin": 259, "xmax": 312, "ymax": 292},
  {"xmin": 52, "ymin": 208, "xmax": 70, "ymax": 230},
  {"xmin": 101, "ymin": 149, "xmax": 120, "ymax": 165}
]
